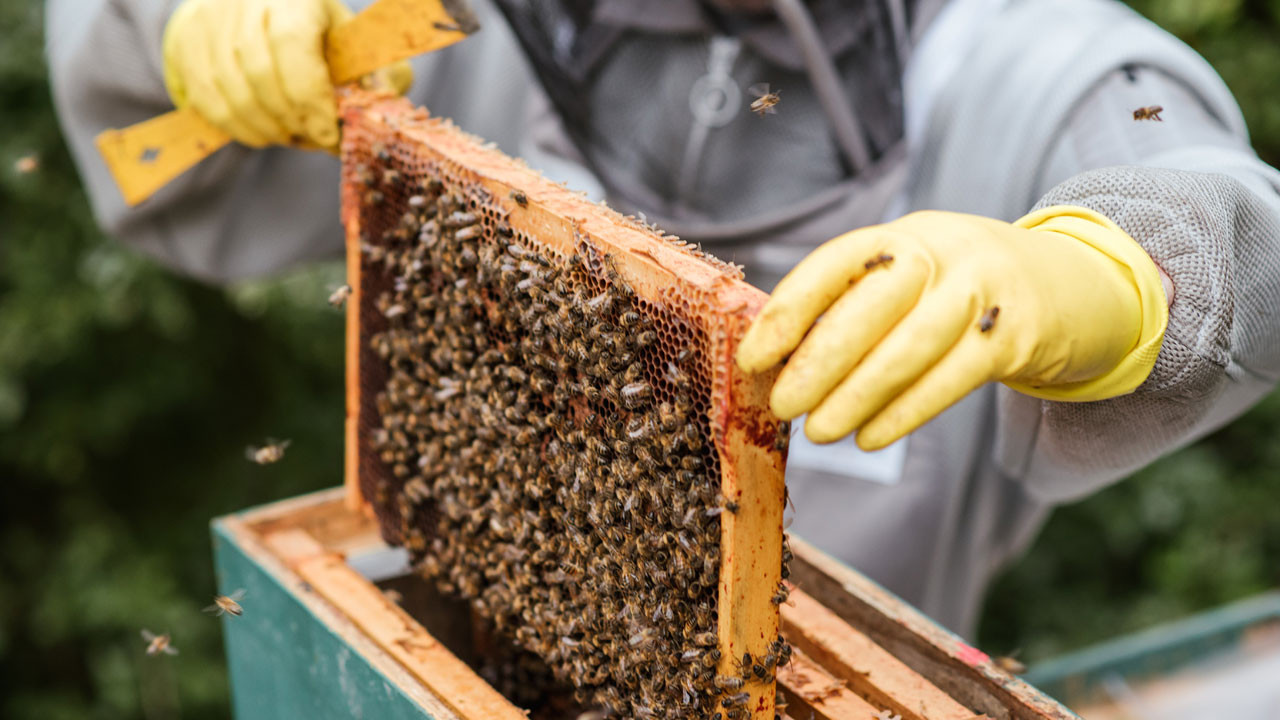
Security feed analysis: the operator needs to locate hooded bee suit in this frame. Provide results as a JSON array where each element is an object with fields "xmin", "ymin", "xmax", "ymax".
[{"xmin": 48, "ymin": 0, "xmax": 1280, "ymax": 635}]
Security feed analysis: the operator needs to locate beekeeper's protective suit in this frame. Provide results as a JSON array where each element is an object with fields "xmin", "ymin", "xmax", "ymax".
[{"xmin": 47, "ymin": 0, "xmax": 1280, "ymax": 636}]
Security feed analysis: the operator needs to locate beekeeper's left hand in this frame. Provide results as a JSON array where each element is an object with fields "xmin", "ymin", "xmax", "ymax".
[{"xmin": 736, "ymin": 207, "xmax": 1169, "ymax": 450}]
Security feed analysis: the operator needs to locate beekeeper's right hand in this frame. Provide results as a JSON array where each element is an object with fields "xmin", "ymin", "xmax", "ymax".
[{"xmin": 162, "ymin": 0, "xmax": 411, "ymax": 152}]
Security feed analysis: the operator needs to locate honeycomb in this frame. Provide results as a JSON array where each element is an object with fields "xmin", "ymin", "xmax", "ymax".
[{"xmin": 340, "ymin": 91, "xmax": 790, "ymax": 720}]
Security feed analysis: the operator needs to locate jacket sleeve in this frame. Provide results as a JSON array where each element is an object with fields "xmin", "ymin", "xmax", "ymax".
[
  {"xmin": 1000, "ymin": 65, "xmax": 1280, "ymax": 501},
  {"xmin": 45, "ymin": 0, "xmax": 538, "ymax": 284}
]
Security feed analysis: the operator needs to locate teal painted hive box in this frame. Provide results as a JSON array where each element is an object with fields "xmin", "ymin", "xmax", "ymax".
[{"xmin": 211, "ymin": 487, "xmax": 1081, "ymax": 720}]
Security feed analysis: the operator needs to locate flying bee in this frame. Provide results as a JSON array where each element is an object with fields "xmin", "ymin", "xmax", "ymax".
[
  {"xmin": 14, "ymin": 154, "xmax": 38, "ymax": 174},
  {"xmin": 978, "ymin": 306, "xmax": 1000, "ymax": 333},
  {"xmin": 1133, "ymin": 105, "xmax": 1163, "ymax": 121},
  {"xmin": 204, "ymin": 588, "xmax": 246, "ymax": 617},
  {"xmin": 993, "ymin": 653, "xmax": 1028, "ymax": 674},
  {"xmin": 141, "ymin": 629, "xmax": 178, "ymax": 656},
  {"xmin": 328, "ymin": 284, "xmax": 352, "ymax": 308},
  {"xmin": 246, "ymin": 439, "xmax": 290, "ymax": 465},
  {"xmin": 749, "ymin": 83, "xmax": 781, "ymax": 116}
]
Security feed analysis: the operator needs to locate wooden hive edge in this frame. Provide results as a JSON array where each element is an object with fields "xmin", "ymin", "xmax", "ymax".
[
  {"xmin": 216, "ymin": 504, "xmax": 467, "ymax": 720},
  {"xmin": 782, "ymin": 586, "xmax": 977, "ymax": 720},
  {"xmin": 221, "ymin": 492, "xmax": 1076, "ymax": 720},
  {"xmin": 787, "ymin": 537, "xmax": 1080, "ymax": 720},
  {"xmin": 337, "ymin": 91, "xmax": 788, "ymax": 718},
  {"xmin": 229, "ymin": 507, "xmax": 528, "ymax": 720}
]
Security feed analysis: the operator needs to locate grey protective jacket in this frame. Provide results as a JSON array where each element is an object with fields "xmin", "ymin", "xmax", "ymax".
[{"xmin": 47, "ymin": 0, "xmax": 1280, "ymax": 636}]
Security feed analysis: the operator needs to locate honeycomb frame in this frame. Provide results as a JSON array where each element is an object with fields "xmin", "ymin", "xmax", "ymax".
[{"xmin": 338, "ymin": 89, "xmax": 787, "ymax": 719}]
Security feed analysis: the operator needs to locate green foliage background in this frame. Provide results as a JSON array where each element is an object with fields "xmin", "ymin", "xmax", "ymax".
[{"xmin": 1, "ymin": 1, "xmax": 1278, "ymax": 717}]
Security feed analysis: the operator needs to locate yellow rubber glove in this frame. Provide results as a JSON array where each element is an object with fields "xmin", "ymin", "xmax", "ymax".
[
  {"xmin": 162, "ymin": 0, "xmax": 413, "ymax": 152},
  {"xmin": 736, "ymin": 206, "xmax": 1169, "ymax": 450}
]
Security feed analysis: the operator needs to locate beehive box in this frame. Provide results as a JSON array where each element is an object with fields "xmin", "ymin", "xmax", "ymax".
[
  {"xmin": 211, "ymin": 488, "xmax": 1082, "ymax": 720},
  {"xmin": 339, "ymin": 89, "xmax": 789, "ymax": 719}
]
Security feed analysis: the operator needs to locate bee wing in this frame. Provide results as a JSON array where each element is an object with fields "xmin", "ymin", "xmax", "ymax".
[
  {"xmin": 203, "ymin": 603, "xmax": 223, "ymax": 615},
  {"xmin": 227, "ymin": 588, "xmax": 247, "ymax": 601},
  {"xmin": 762, "ymin": 104, "xmax": 778, "ymax": 115},
  {"xmin": 748, "ymin": 82, "xmax": 771, "ymax": 96},
  {"xmin": 279, "ymin": 439, "xmax": 291, "ymax": 450},
  {"xmin": 244, "ymin": 445, "xmax": 260, "ymax": 461},
  {"xmin": 141, "ymin": 629, "xmax": 157, "ymax": 642},
  {"xmin": 164, "ymin": 645, "xmax": 179, "ymax": 656}
]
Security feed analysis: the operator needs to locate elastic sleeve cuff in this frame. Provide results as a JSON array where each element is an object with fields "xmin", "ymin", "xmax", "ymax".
[{"xmin": 1004, "ymin": 204, "xmax": 1169, "ymax": 401}]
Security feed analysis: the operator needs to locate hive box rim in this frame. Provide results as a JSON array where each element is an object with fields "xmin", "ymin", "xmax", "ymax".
[{"xmin": 212, "ymin": 488, "xmax": 1081, "ymax": 720}]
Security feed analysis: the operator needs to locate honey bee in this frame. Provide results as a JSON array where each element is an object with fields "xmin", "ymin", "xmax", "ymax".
[
  {"xmin": 864, "ymin": 253, "xmax": 894, "ymax": 270},
  {"xmin": 619, "ymin": 381, "xmax": 651, "ymax": 409},
  {"xmin": 714, "ymin": 675, "xmax": 744, "ymax": 691},
  {"xmin": 204, "ymin": 588, "xmax": 247, "ymax": 617},
  {"xmin": 978, "ymin": 306, "xmax": 1000, "ymax": 333},
  {"xmin": 749, "ymin": 83, "xmax": 781, "ymax": 116},
  {"xmin": 510, "ymin": 189, "xmax": 529, "ymax": 207},
  {"xmin": 328, "ymin": 284, "xmax": 352, "ymax": 307},
  {"xmin": 141, "ymin": 629, "xmax": 178, "ymax": 656},
  {"xmin": 993, "ymin": 653, "xmax": 1027, "ymax": 674},
  {"xmin": 777, "ymin": 643, "xmax": 793, "ymax": 667},
  {"xmin": 246, "ymin": 439, "xmax": 290, "ymax": 465},
  {"xmin": 721, "ymin": 692, "xmax": 750, "ymax": 708},
  {"xmin": 1132, "ymin": 105, "xmax": 1163, "ymax": 121},
  {"xmin": 14, "ymin": 153, "xmax": 38, "ymax": 174}
]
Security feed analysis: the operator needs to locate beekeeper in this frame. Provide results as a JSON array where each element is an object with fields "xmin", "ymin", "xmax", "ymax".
[{"xmin": 47, "ymin": 0, "xmax": 1280, "ymax": 636}]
